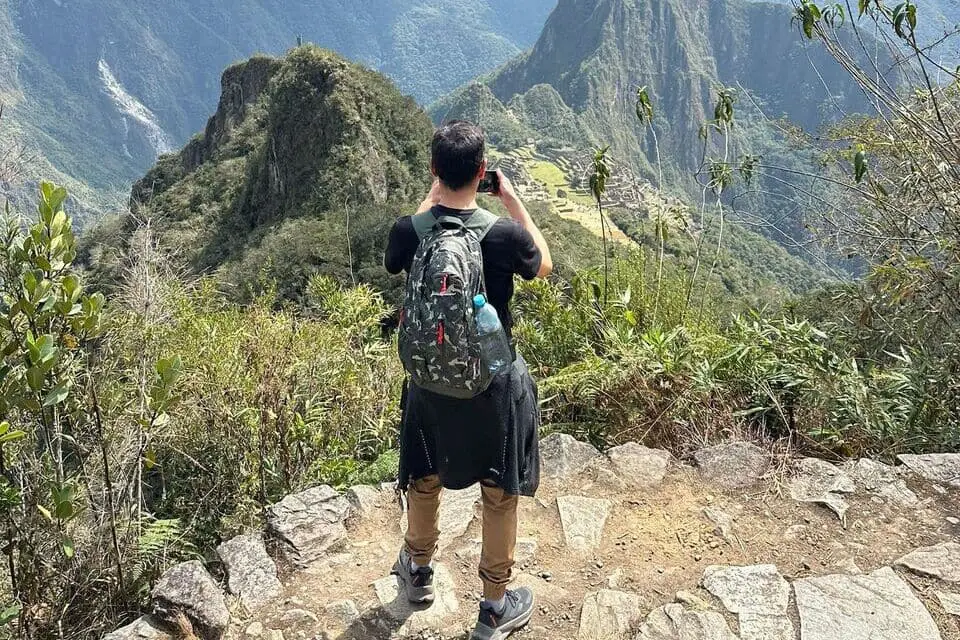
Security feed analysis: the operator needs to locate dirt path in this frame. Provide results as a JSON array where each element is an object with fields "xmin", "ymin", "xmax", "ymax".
[{"xmin": 235, "ymin": 440, "xmax": 960, "ymax": 640}]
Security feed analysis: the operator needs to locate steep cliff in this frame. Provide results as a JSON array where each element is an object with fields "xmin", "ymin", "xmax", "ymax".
[
  {"xmin": 439, "ymin": 0, "xmax": 870, "ymax": 173},
  {"xmin": 0, "ymin": 0, "xmax": 556, "ymax": 218},
  {"xmin": 87, "ymin": 46, "xmax": 436, "ymax": 299}
]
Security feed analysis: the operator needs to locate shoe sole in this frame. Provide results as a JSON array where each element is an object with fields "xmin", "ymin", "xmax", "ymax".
[
  {"xmin": 469, "ymin": 602, "xmax": 534, "ymax": 640},
  {"xmin": 391, "ymin": 559, "xmax": 435, "ymax": 604}
]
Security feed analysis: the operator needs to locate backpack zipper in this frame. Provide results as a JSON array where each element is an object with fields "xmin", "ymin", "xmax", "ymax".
[{"xmin": 437, "ymin": 274, "xmax": 448, "ymax": 345}]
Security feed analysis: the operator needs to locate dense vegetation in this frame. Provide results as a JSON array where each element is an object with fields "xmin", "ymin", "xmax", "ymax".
[{"xmin": 0, "ymin": 0, "xmax": 958, "ymax": 638}]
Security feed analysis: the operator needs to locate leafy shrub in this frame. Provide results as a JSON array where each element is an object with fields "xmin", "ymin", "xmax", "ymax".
[{"xmin": 0, "ymin": 186, "xmax": 407, "ymax": 638}]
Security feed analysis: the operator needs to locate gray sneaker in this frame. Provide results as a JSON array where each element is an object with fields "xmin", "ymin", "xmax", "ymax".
[
  {"xmin": 391, "ymin": 548, "xmax": 435, "ymax": 604},
  {"xmin": 470, "ymin": 587, "xmax": 535, "ymax": 640}
]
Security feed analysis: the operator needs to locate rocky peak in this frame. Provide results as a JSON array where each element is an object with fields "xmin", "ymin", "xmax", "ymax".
[{"xmin": 181, "ymin": 56, "xmax": 283, "ymax": 173}]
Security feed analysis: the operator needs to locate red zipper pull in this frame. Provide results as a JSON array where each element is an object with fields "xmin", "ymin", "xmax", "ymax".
[
  {"xmin": 437, "ymin": 320, "xmax": 445, "ymax": 345},
  {"xmin": 440, "ymin": 274, "xmax": 448, "ymax": 293}
]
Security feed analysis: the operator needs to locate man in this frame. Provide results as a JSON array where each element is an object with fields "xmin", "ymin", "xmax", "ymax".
[{"xmin": 384, "ymin": 120, "xmax": 552, "ymax": 640}]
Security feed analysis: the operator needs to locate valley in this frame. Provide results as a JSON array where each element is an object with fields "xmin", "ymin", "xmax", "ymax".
[{"xmin": 0, "ymin": 0, "xmax": 557, "ymax": 219}]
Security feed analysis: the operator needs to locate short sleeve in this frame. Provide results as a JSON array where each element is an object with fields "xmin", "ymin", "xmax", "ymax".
[
  {"xmin": 511, "ymin": 222, "xmax": 542, "ymax": 281},
  {"xmin": 385, "ymin": 216, "xmax": 417, "ymax": 274}
]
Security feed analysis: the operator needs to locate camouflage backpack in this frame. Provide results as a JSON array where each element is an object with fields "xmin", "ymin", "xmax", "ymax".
[{"xmin": 398, "ymin": 208, "xmax": 501, "ymax": 399}]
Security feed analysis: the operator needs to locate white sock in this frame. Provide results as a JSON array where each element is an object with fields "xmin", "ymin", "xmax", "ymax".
[
  {"xmin": 483, "ymin": 596, "xmax": 506, "ymax": 614},
  {"xmin": 410, "ymin": 559, "xmax": 431, "ymax": 572}
]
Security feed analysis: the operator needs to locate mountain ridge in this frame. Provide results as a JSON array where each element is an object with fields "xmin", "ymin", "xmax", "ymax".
[{"xmin": 0, "ymin": 0, "xmax": 557, "ymax": 219}]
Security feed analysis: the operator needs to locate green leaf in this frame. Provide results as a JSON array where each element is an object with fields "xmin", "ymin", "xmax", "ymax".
[
  {"xmin": 0, "ymin": 421, "xmax": 26, "ymax": 444},
  {"xmin": 39, "ymin": 183, "xmax": 68, "ymax": 218},
  {"xmin": 35, "ymin": 334, "xmax": 57, "ymax": 364},
  {"xmin": 52, "ymin": 484, "xmax": 76, "ymax": 520},
  {"xmin": 156, "ymin": 356, "xmax": 183, "ymax": 386},
  {"xmin": 144, "ymin": 448, "xmax": 157, "ymax": 470},
  {"xmin": 26, "ymin": 367, "xmax": 44, "ymax": 393},
  {"xmin": 42, "ymin": 380, "xmax": 70, "ymax": 407},
  {"xmin": 0, "ymin": 603, "xmax": 20, "ymax": 626},
  {"xmin": 858, "ymin": 0, "xmax": 869, "ymax": 16},
  {"xmin": 61, "ymin": 534, "xmax": 75, "ymax": 559},
  {"xmin": 51, "ymin": 210, "xmax": 68, "ymax": 236}
]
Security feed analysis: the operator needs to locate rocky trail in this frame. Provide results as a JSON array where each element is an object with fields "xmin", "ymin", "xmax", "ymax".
[{"xmin": 107, "ymin": 436, "xmax": 960, "ymax": 640}]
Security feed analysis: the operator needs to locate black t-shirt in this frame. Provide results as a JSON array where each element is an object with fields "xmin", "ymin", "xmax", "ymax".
[{"xmin": 385, "ymin": 205, "xmax": 542, "ymax": 337}]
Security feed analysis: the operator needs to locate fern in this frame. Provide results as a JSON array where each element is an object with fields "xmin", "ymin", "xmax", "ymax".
[{"xmin": 128, "ymin": 518, "xmax": 199, "ymax": 597}]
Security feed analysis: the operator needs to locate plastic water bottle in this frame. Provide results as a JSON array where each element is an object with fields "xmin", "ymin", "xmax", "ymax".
[{"xmin": 473, "ymin": 294, "xmax": 512, "ymax": 374}]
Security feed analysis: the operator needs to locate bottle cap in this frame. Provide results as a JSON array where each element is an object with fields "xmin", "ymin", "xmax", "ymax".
[{"xmin": 473, "ymin": 294, "xmax": 486, "ymax": 308}]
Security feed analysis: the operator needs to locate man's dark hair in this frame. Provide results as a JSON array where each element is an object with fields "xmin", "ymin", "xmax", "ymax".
[{"xmin": 431, "ymin": 120, "xmax": 485, "ymax": 191}]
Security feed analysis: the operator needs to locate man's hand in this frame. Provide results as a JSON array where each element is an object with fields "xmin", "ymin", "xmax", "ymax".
[
  {"xmin": 416, "ymin": 179, "xmax": 443, "ymax": 214},
  {"xmin": 494, "ymin": 169, "xmax": 553, "ymax": 277},
  {"xmin": 495, "ymin": 170, "xmax": 521, "ymax": 213}
]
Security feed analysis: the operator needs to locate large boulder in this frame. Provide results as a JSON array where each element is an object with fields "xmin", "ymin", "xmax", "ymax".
[
  {"xmin": 540, "ymin": 433, "xmax": 601, "ymax": 481},
  {"xmin": 577, "ymin": 590, "xmax": 642, "ymax": 640},
  {"xmin": 636, "ymin": 604, "xmax": 738, "ymax": 640},
  {"xmin": 152, "ymin": 561, "xmax": 229, "ymax": 640},
  {"xmin": 702, "ymin": 564, "xmax": 794, "ymax": 640},
  {"xmin": 693, "ymin": 442, "xmax": 768, "ymax": 489},
  {"xmin": 788, "ymin": 458, "xmax": 856, "ymax": 524},
  {"xmin": 739, "ymin": 614, "xmax": 795, "ymax": 640},
  {"xmin": 216, "ymin": 534, "xmax": 283, "ymax": 611},
  {"xmin": 266, "ymin": 485, "xmax": 351, "ymax": 567},
  {"xmin": 344, "ymin": 485, "xmax": 382, "ymax": 517},
  {"xmin": 937, "ymin": 591, "xmax": 960, "ymax": 616},
  {"xmin": 557, "ymin": 495, "xmax": 612, "ymax": 552},
  {"xmin": 843, "ymin": 458, "xmax": 918, "ymax": 507},
  {"xmin": 372, "ymin": 563, "xmax": 460, "ymax": 637},
  {"xmin": 794, "ymin": 566, "xmax": 942, "ymax": 640},
  {"xmin": 701, "ymin": 564, "xmax": 790, "ymax": 615},
  {"xmin": 895, "ymin": 542, "xmax": 960, "ymax": 583},
  {"xmin": 606, "ymin": 442, "xmax": 671, "ymax": 488},
  {"xmin": 897, "ymin": 453, "xmax": 960, "ymax": 488},
  {"xmin": 102, "ymin": 616, "xmax": 172, "ymax": 640}
]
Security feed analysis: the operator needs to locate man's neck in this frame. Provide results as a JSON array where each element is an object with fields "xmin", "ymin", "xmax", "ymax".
[{"xmin": 437, "ymin": 186, "xmax": 478, "ymax": 211}]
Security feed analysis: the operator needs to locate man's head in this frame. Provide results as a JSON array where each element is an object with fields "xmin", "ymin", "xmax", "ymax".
[{"xmin": 431, "ymin": 120, "xmax": 486, "ymax": 192}]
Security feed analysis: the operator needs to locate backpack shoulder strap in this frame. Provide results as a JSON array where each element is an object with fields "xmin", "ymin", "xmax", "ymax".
[
  {"xmin": 411, "ymin": 209, "xmax": 437, "ymax": 240},
  {"xmin": 465, "ymin": 208, "xmax": 500, "ymax": 242}
]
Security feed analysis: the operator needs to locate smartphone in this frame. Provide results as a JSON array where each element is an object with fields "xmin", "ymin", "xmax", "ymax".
[{"xmin": 478, "ymin": 169, "xmax": 500, "ymax": 194}]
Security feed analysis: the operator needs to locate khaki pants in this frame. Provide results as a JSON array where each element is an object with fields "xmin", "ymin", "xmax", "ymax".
[{"xmin": 404, "ymin": 475, "xmax": 518, "ymax": 600}]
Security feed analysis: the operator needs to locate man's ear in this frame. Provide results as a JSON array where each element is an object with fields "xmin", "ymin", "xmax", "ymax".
[
  {"xmin": 430, "ymin": 162, "xmax": 438, "ymax": 177},
  {"xmin": 477, "ymin": 159, "xmax": 488, "ymax": 179}
]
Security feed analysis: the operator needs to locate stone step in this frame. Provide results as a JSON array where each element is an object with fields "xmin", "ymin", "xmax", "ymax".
[{"xmin": 104, "ymin": 434, "xmax": 960, "ymax": 640}]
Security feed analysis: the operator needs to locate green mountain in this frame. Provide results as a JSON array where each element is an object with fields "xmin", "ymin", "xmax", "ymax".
[
  {"xmin": 0, "ymin": 0, "xmax": 556, "ymax": 219},
  {"xmin": 83, "ymin": 46, "xmax": 432, "ymax": 299},
  {"xmin": 82, "ymin": 46, "xmax": 602, "ymax": 301},
  {"xmin": 431, "ymin": 0, "xmax": 882, "ymax": 264},
  {"xmin": 436, "ymin": 0, "xmax": 869, "ymax": 172}
]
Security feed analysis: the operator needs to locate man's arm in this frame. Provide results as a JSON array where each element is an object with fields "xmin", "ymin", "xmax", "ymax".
[
  {"xmin": 416, "ymin": 179, "xmax": 443, "ymax": 214},
  {"xmin": 496, "ymin": 170, "xmax": 553, "ymax": 278}
]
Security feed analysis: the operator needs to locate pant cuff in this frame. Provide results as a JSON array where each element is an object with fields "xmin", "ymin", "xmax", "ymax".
[
  {"xmin": 404, "ymin": 543, "xmax": 435, "ymax": 568},
  {"xmin": 483, "ymin": 581, "xmax": 508, "ymax": 601}
]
